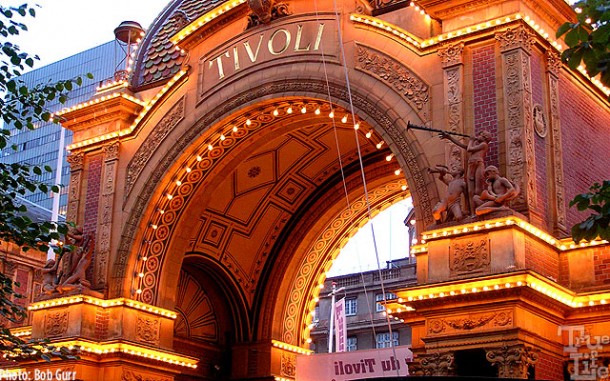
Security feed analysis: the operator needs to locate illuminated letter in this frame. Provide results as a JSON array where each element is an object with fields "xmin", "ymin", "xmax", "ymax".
[
  {"xmin": 209, "ymin": 51, "xmax": 230, "ymax": 79},
  {"xmin": 244, "ymin": 34, "xmax": 264, "ymax": 63},
  {"xmin": 268, "ymin": 28, "xmax": 291, "ymax": 55},
  {"xmin": 314, "ymin": 23, "xmax": 325, "ymax": 51},
  {"xmin": 233, "ymin": 46, "xmax": 240, "ymax": 70},
  {"xmin": 294, "ymin": 24, "xmax": 310, "ymax": 52}
]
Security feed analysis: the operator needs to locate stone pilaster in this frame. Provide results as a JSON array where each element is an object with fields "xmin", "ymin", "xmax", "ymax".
[
  {"xmin": 439, "ymin": 42, "xmax": 466, "ymax": 176},
  {"xmin": 546, "ymin": 50, "xmax": 568, "ymax": 236},
  {"xmin": 95, "ymin": 141, "xmax": 120, "ymax": 289},
  {"xmin": 486, "ymin": 344, "xmax": 538, "ymax": 379},
  {"xmin": 496, "ymin": 26, "xmax": 540, "ymax": 225},
  {"xmin": 66, "ymin": 152, "xmax": 84, "ymax": 225}
]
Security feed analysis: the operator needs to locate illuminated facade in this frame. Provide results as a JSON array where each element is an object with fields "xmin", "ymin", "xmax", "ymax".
[{"xmin": 6, "ymin": 0, "xmax": 610, "ymax": 380}]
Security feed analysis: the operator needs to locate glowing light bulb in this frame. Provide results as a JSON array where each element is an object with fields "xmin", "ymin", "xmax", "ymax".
[{"xmin": 341, "ymin": 115, "xmax": 348, "ymax": 123}]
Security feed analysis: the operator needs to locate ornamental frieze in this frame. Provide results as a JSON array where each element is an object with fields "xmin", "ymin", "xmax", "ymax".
[
  {"xmin": 355, "ymin": 44, "xmax": 431, "ymax": 121},
  {"xmin": 428, "ymin": 311, "xmax": 513, "ymax": 335}
]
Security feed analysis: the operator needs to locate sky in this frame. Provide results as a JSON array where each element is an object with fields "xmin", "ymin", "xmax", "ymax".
[
  {"xmin": 4, "ymin": 0, "xmax": 415, "ymax": 277},
  {"xmin": 6, "ymin": 0, "xmax": 170, "ymax": 70}
]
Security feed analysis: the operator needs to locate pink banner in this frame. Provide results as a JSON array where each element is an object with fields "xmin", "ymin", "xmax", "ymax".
[
  {"xmin": 296, "ymin": 346, "xmax": 412, "ymax": 381},
  {"xmin": 334, "ymin": 298, "xmax": 347, "ymax": 352}
]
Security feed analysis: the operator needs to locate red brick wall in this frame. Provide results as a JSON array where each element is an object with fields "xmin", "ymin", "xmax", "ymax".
[
  {"xmin": 559, "ymin": 76, "xmax": 610, "ymax": 229},
  {"xmin": 83, "ymin": 157, "xmax": 102, "ymax": 236},
  {"xmin": 536, "ymin": 352, "xmax": 564, "ymax": 381},
  {"xmin": 593, "ymin": 246, "xmax": 610, "ymax": 286},
  {"xmin": 94, "ymin": 308, "xmax": 109, "ymax": 340},
  {"xmin": 525, "ymin": 238, "xmax": 559, "ymax": 280},
  {"xmin": 472, "ymin": 44, "xmax": 499, "ymax": 167}
]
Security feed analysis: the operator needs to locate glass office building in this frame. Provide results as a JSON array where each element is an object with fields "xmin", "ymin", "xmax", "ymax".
[{"xmin": 2, "ymin": 41, "xmax": 118, "ymax": 219}]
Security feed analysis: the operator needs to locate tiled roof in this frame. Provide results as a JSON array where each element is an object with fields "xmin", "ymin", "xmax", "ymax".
[{"xmin": 132, "ymin": 0, "xmax": 228, "ymax": 90}]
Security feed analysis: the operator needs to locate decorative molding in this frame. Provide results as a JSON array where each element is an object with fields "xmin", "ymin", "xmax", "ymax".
[
  {"xmin": 125, "ymin": 96, "xmax": 185, "ymax": 200},
  {"xmin": 44, "ymin": 310, "xmax": 69, "ymax": 337},
  {"xmin": 438, "ymin": 42, "xmax": 464, "ymax": 68},
  {"xmin": 449, "ymin": 238, "xmax": 490, "ymax": 276},
  {"xmin": 355, "ymin": 44, "xmax": 431, "ymax": 121},
  {"xmin": 136, "ymin": 315, "xmax": 161, "ymax": 346},
  {"xmin": 486, "ymin": 344, "xmax": 538, "ymax": 378}
]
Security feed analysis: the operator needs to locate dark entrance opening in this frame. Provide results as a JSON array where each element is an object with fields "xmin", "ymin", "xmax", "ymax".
[{"xmin": 454, "ymin": 349, "xmax": 497, "ymax": 377}]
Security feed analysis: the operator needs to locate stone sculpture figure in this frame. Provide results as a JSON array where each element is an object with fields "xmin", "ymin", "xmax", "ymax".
[
  {"xmin": 40, "ymin": 258, "xmax": 59, "ymax": 295},
  {"xmin": 429, "ymin": 164, "xmax": 467, "ymax": 223},
  {"xmin": 40, "ymin": 226, "xmax": 94, "ymax": 295},
  {"xmin": 474, "ymin": 165, "xmax": 520, "ymax": 216},
  {"xmin": 440, "ymin": 130, "xmax": 492, "ymax": 214}
]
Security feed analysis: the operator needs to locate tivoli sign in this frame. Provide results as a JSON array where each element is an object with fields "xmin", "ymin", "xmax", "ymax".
[{"xmin": 200, "ymin": 17, "xmax": 338, "ymax": 96}]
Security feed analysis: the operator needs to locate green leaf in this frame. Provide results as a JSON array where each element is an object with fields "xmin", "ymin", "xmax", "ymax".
[{"xmin": 556, "ymin": 22, "xmax": 574, "ymax": 38}]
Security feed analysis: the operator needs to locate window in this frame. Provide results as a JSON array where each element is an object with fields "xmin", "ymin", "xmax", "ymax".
[
  {"xmin": 312, "ymin": 306, "xmax": 320, "ymax": 322},
  {"xmin": 345, "ymin": 298, "xmax": 357, "ymax": 316},
  {"xmin": 376, "ymin": 331, "xmax": 399, "ymax": 348},
  {"xmin": 347, "ymin": 336, "xmax": 357, "ymax": 352},
  {"xmin": 375, "ymin": 292, "xmax": 396, "ymax": 312}
]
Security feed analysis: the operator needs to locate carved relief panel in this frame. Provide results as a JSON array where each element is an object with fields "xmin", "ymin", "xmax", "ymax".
[{"xmin": 449, "ymin": 237, "xmax": 490, "ymax": 277}]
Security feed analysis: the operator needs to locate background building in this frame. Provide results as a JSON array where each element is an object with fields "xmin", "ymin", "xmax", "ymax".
[
  {"xmin": 310, "ymin": 257, "xmax": 416, "ymax": 353},
  {"xmin": 2, "ymin": 27, "xmax": 139, "ymax": 219}
]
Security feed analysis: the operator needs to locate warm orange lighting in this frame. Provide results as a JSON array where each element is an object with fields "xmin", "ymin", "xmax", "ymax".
[{"xmin": 271, "ymin": 340, "xmax": 313, "ymax": 355}]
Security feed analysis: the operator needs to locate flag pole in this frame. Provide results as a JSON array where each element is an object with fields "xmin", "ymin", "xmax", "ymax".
[{"xmin": 328, "ymin": 281, "xmax": 345, "ymax": 353}]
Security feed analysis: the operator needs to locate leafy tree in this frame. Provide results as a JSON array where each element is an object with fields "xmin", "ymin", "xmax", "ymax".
[
  {"xmin": 556, "ymin": 0, "xmax": 610, "ymax": 88},
  {"xmin": 569, "ymin": 181, "xmax": 610, "ymax": 243},
  {"xmin": 0, "ymin": 3, "xmax": 91, "ymax": 360}
]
